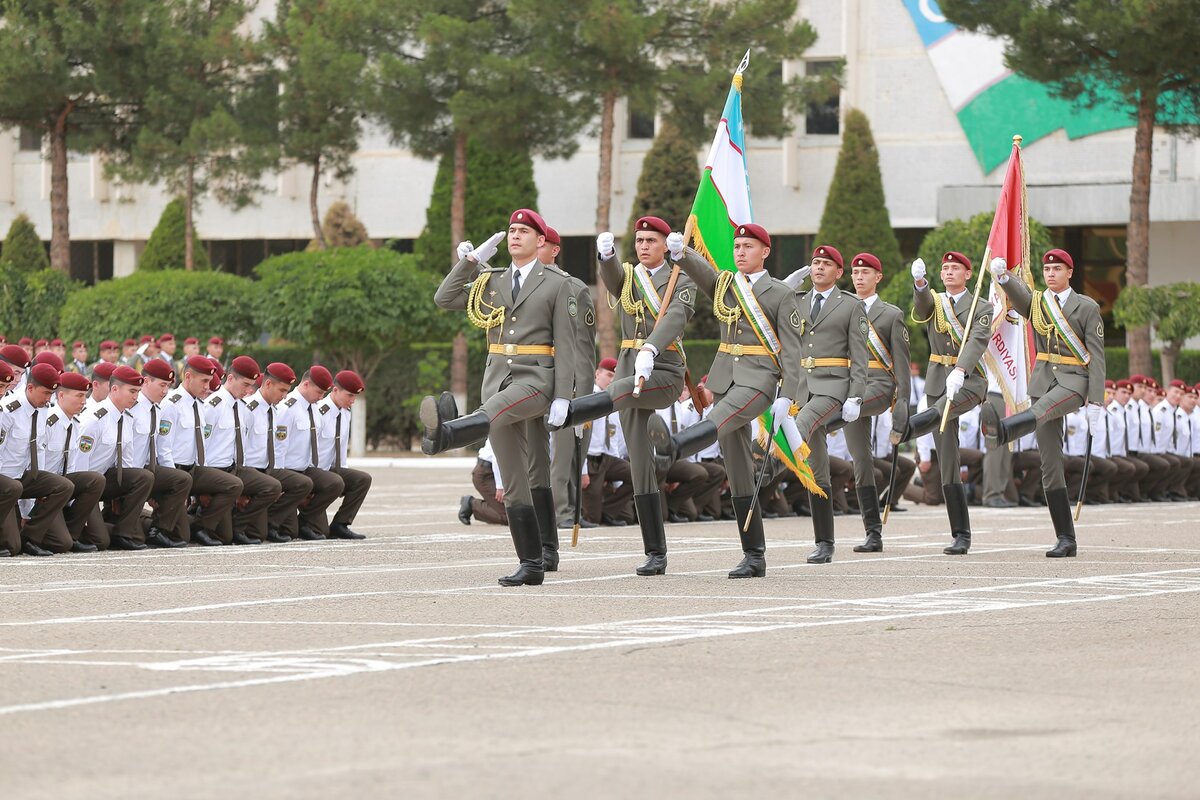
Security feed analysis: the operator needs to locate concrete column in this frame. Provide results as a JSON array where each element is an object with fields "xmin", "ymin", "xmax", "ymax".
[
  {"xmin": 351, "ymin": 398, "xmax": 367, "ymax": 457},
  {"xmin": 113, "ymin": 241, "xmax": 138, "ymax": 277}
]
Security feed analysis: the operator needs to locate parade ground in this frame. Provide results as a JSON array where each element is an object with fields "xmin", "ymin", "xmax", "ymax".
[{"xmin": 3, "ymin": 460, "xmax": 1199, "ymax": 799}]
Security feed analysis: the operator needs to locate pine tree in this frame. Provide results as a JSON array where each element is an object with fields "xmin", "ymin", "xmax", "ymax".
[
  {"xmin": 0, "ymin": 214, "xmax": 49, "ymax": 273},
  {"xmin": 139, "ymin": 199, "xmax": 211, "ymax": 271},
  {"xmin": 816, "ymin": 109, "xmax": 902, "ymax": 281},
  {"xmin": 625, "ymin": 122, "xmax": 699, "ymax": 242}
]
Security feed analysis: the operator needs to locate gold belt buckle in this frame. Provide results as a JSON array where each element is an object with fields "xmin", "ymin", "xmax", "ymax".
[
  {"xmin": 503, "ymin": 343, "xmax": 518, "ymax": 356},
  {"xmin": 634, "ymin": 338, "xmax": 645, "ymax": 348},
  {"xmin": 729, "ymin": 344, "xmax": 744, "ymax": 356},
  {"xmin": 800, "ymin": 356, "xmax": 815, "ymax": 368}
]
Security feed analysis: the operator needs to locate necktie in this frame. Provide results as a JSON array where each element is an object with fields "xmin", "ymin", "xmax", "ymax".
[
  {"xmin": 267, "ymin": 406, "xmax": 276, "ymax": 470},
  {"xmin": 193, "ymin": 402, "xmax": 206, "ymax": 466},
  {"xmin": 29, "ymin": 409, "xmax": 39, "ymax": 473},
  {"xmin": 334, "ymin": 412, "xmax": 343, "ymax": 470},
  {"xmin": 148, "ymin": 406, "xmax": 158, "ymax": 469},
  {"xmin": 116, "ymin": 414, "xmax": 125, "ymax": 483},
  {"xmin": 811, "ymin": 292, "xmax": 823, "ymax": 322},
  {"xmin": 62, "ymin": 422, "xmax": 73, "ymax": 476},
  {"xmin": 307, "ymin": 406, "xmax": 319, "ymax": 467},
  {"xmin": 670, "ymin": 404, "xmax": 678, "ymax": 433},
  {"xmin": 1054, "ymin": 293, "xmax": 1062, "ymax": 308},
  {"xmin": 512, "ymin": 268, "xmax": 522, "ymax": 301},
  {"xmin": 233, "ymin": 402, "xmax": 244, "ymax": 468}
]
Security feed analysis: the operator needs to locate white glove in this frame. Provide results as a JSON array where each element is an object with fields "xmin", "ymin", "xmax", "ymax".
[
  {"xmin": 1086, "ymin": 403, "xmax": 1104, "ymax": 433},
  {"xmin": 944, "ymin": 368, "xmax": 965, "ymax": 401},
  {"xmin": 911, "ymin": 258, "xmax": 926, "ymax": 283},
  {"xmin": 547, "ymin": 398, "xmax": 570, "ymax": 428},
  {"xmin": 456, "ymin": 240, "xmax": 473, "ymax": 260},
  {"xmin": 842, "ymin": 397, "xmax": 862, "ymax": 423},
  {"xmin": 596, "ymin": 232, "xmax": 615, "ymax": 258},
  {"xmin": 770, "ymin": 396, "xmax": 793, "ymax": 435},
  {"xmin": 666, "ymin": 231, "xmax": 685, "ymax": 261},
  {"xmin": 469, "ymin": 231, "xmax": 505, "ymax": 264},
  {"xmin": 990, "ymin": 256, "xmax": 1008, "ymax": 283},
  {"xmin": 634, "ymin": 348, "xmax": 655, "ymax": 383},
  {"xmin": 783, "ymin": 265, "xmax": 812, "ymax": 290}
]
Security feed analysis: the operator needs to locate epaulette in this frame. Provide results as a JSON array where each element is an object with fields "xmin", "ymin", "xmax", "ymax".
[
  {"xmin": 46, "ymin": 413, "xmax": 60, "ymax": 427},
  {"xmin": 94, "ymin": 407, "xmax": 108, "ymax": 419},
  {"xmin": 169, "ymin": 393, "xmax": 182, "ymax": 403},
  {"xmin": 5, "ymin": 400, "xmax": 19, "ymax": 412},
  {"xmin": 284, "ymin": 397, "xmax": 298, "ymax": 407},
  {"xmin": 318, "ymin": 403, "xmax": 330, "ymax": 415},
  {"xmin": 246, "ymin": 399, "xmax": 259, "ymax": 411},
  {"xmin": 209, "ymin": 395, "xmax": 223, "ymax": 406}
]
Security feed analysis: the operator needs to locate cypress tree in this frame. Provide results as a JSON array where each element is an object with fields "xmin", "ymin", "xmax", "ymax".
[
  {"xmin": 0, "ymin": 214, "xmax": 49, "ymax": 272},
  {"xmin": 139, "ymin": 198, "xmax": 210, "ymax": 271},
  {"xmin": 625, "ymin": 121, "xmax": 699, "ymax": 242}
]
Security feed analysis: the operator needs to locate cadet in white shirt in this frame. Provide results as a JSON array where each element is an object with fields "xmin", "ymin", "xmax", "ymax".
[
  {"xmin": 1062, "ymin": 406, "xmax": 1117, "ymax": 504},
  {"xmin": 275, "ymin": 366, "xmax": 344, "ymax": 540},
  {"xmin": 72, "ymin": 366, "xmax": 155, "ymax": 550},
  {"xmin": 1102, "ymin": 379, "xmax": 1144, "ymax": 503},
  {"xmin": 656, "ymin": 390, "xmax": 724, "ymax": 523},
  {"xmin": 1127, "ymin": 376, "xmax": 1171, "ymax": 500},
  {"xmin": 240, "ymin": 362, "xmax": 311, "ymax": 543},
  {"xmin": 1186, "ymin": 384, "xmax": 1200, "ymax": 499},
  {"xmin": 158, "ymin": 356, "xmax": 243, "ymax": 546},
  {"xmin": 133, "ymin": 359, "xmax": 192, "ymax": 547},
  {"xmin": 584, "ymin": 367, "xmax": 633, "ymax": 526},
  {"xmin": 0, "ymin": 362, "xmax": 24, "ymax": 556},
  {"xmin": 1151, "ymin": 380, "xmax": 1193, "ymax": 500},
  {"xmin": 312, "ymin": 370, "xmax": 371, "ymax": 539},
  {"xmin": 39, "ymin": 372, "xmax": 106, "ymax": 552}
]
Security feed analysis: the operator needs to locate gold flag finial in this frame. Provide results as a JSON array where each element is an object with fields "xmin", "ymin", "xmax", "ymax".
[{"xmin": 1013, "ymin": 134, "xmax": 1023, "ymax": 146}]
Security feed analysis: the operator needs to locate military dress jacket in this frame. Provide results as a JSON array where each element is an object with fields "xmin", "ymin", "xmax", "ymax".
[
  {"xmin": 793, "ymin": 285, "xmax": 869, "ymax": 405},
  {"xmin": 864, "ymin": 297, "xmax": 912, "ymax": 431},
  {"xmin": 914, "ymin": 284, "xmax": 991, "ymax": 399},
  {"xmin": 560, "ymin": 270, "xmax": 598, "ymax": 397},
  {"xmin": 1001, "ymin": 280, "xmax": 1106, "ymax": 406},
  {"xmin": 598, "ymin": 253, "xmax": 696, "ymax": 381}
]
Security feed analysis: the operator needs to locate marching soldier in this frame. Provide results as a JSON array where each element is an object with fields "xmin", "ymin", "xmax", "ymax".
[
  {"xmin": 129, "ymin": 359, "xmax": 192, "ymax": 547},
  {"xmin": 276, "ymin": 366, "xmax": 343, "ymax": 540},
  {"xmin": 204, "ymin": 356, "xmax": 282, "ymax": 545},
  {"xmin": 423, "ymin": 208, "xmax": 577, "ymax": 586},
  {"xmin": 71, "ymin": 366, "xmax": 156, "ymax": 551},
  {"xmin": 901, "ymin": 252, "xmax": 992, "ymax": 555},
  {"xmin": 982, "ymin": 249, "xmax": 1106, "ymax": 556},
  {"xmin": 158, "ymin": 356, "xmax": 243, "ymax": 546},
  {"xmin": 313, "ymin": 370, "xmax": 371, "ymax": 539},
  {"xmin": 648, "ymin": 223, "xmax": 803, "ymax": 578},
  {"xmin": 548, "ymin": 215, "xmax": 697, "ymax": 576},
  {"xmin": 241, "ymin": 362, "xmax": 313, "ymax": 543},
  {"xmin": 39, "ymin": 372, "xmax": 106, "ymax": 552}
]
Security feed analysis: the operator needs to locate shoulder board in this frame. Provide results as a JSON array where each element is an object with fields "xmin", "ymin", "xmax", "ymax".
[
  {"xmin": 94, "ymin": 407, "xmax": 108, "ymax": 419},
  {"xmin": 5, "ymin": 400, "xmax": 19, "ymax": 412},
  {"xmin": 168, "ymin": 393, "xmax": 183, "ymax": 403},
  {"xmin": 285, "ymin": 397, "xmax": 298, "ymax": 407},
  {"xmin": 209, "ymin": 395, "xmax": 223, "ymax": 406},
  {"xmin": 247, "ymin": 399, "xmax": 259, "ymax": 411},
  {"xmin": 46, "ymin": 413, "xmax": 60, "ymax": 427},
  {"xmin": 318, "ymin": 403, "xmax": 331, "ymax": 415}
]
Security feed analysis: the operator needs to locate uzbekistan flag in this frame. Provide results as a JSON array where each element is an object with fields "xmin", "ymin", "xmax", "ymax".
[{"xmin": 981, "ymin": 139, "xmax": 1034, "ymax": 415}]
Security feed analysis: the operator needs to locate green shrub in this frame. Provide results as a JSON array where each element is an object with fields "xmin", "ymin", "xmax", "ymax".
[
  {"xmin": 0, "ymin": 214, "xmax": 49, "ymax": 272},
  {"xmin": 139, "ymin": 198, "xmax": 211, "ymax": 271}
]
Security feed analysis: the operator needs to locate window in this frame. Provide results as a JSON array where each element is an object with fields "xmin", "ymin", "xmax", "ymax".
[
  {"xmin": 805, "ymin": 61, "xmax": 840, "ymax": 136},
  {"xmin": 18, "ymin": 127, "xmax": 41, "ymax": 152},
  {"xmin": 628, "ymin": 108, "xmax": 655, "ymax": 140}
]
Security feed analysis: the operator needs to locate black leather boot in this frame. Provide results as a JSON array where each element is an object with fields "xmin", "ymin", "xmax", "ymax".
[
  {"xmin": 531, "ymin": 487, "xmax": 559, "ymax": 571},
  {"xmin": 647, "ymin": 415, "xmax": 717, "ymax": 472},
  {"xmin": 981, "ymin": 406, "xmax": 1037, "ymax": 448},
  {"xmin": 899, "ymin": 406, "xmax": 941, "ymax": 443},
  {"xmin": 420, "ymin": 393, "xmax": 489, "ymax": 455},
  {"xmin": 548, "ymin": 391, "xmax": 614, "ymax": 431},
  {"xmin": 807, "ymin": 485, "xmax": 835, "ymax": 563},
  {"xmin": 943, "ymin": 483, "xmax": 971, "ymax": 555},
  {"xmin": 728, "ymin": 495, "xmax": 766, "ymax": 578},
  {"xmin": 853, "ymin": 485, "xmax": 883, "ymax": 552},
  {"xmin": 633, "ymin": 493, "xmax": 667, "ymax": 576},
  {"xmin": 498, "ymin": 504, "xmax": 545, "ymax": 586},
  {"xmin": 1045, "ymin": 487, "xmax": 1078, "ymax": 557}
]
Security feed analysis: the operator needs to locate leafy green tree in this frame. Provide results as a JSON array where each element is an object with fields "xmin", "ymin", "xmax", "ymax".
[
  {"xmin": 817, "ymin": 109, "xmax": 902, "ymax": 282},
  {"xmin": 61, "ymin": 271, "xmax": 257, "ymax": 345},
  {"xmin": 939, "ymin": 0, "xmax": 1200, "ymax": 377},
  {"xmin": 317, "ymin": 201, "xmax": 370, "ymax": 250},
  {"xmin": 1114, "ymin": 283, "xmax": 1200, "ymax": 384},
  {"xmin": 139, "ymin": 199, "xmax": 211, "ymax": 271},
  {"xmin": 0, "ymin": 0, "xmax": 165, "ymax": 272},
  {"xmin": 1, "ymin": 214, "xmax": 49, "ymax": 273},
  {"xmin": 0, "ymin": 264, "xmax": 78, "ymax": 338}
]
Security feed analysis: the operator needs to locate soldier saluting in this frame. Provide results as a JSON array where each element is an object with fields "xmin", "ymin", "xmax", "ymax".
[{"xmin": 422, "ymin": 208, "xmax": 577, "ymax": 587}]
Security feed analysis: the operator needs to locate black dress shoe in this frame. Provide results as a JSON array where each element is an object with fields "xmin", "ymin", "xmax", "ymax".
[
  {"xmin": 889, "ymin": 503, "xmax": 907, "ymax": 512},
  {"xmin": 329, "ymin": 522, "xmax": 366, "ymax": 540},
  {"xmin": 984, "ymin": 497, "xmax": 1018, "ymax": 508},
  {"xmin": 458, "ymin": 495, "xmax": 473, "ymax": 525},
  {"xmin": 601, "ymin": 513, "xmax": 628, "ymax": 527},
  {"xmin": 297, "ymin": 526, "xmax": 326, "ymax": 541},
  {"xmin": 807, "ymin": 542, "xmax": 834, "ymax": 563},
  {"xmin": 192, "ymin": 528, "xmax": 223, "ymax": 546},
  {"xmin": 762, "ymin": 510, "xmax": 779, "ymax": 519},
  {"xmin": 71, "ymin": 541, "xmax": 99, "ymax": 553},
  {"xmin": 558, "ymin": 517, "xmax": 597, "ymax": 529},
  {"xmin": 498, "ymin": 564, "xmax": 545, "ymax": 586},
  {"xmin": 943, "ymin": 536, "xmax": 970, "ymax": 555},
  {"xmin": 719, "ymin": 511, "xmax": 737, "ymax": 521},
  {"xmin": 21, "ymin": 540, "xmax": 54, "ymax": 556},
  {"xmin": 1018, "ymin": 495, "xmax": 1038, "ymax": 507},
  {"xmin": 853, "ymin": 533, "xmax": 883, "ymax": 553},
  {"xmin": 232, "ymin": 531, "xmax": 261, "ymax": 545},
  {"xmin": 1046, "ymin": 537, "xmax": 1077, "ymax": 558},
  {"xmin": 266, "ymin": 529, "xmax": 291, "ymax": 543},
  {"xmin": 109, "ymin": 536, "xmax": 148, "ymax": 551},
  {"xmin": 0, "ymin": 548, "xmax": 9, "ymax": 557},
  {"xmin": 696, "ymin": 514, "xmax": 715, "ymax": 522},
  {"xmin": 728, "ymin": 554, "xmax": 766, "ymax": 578},
  {"xmin": 146, "ymin": 529, "xmax": 180, "ymax": 548}
]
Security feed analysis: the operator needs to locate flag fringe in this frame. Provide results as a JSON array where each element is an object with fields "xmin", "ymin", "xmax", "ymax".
[{"xmin": 754, "ymin": 419, "xmax": 827, "ymax": 499}]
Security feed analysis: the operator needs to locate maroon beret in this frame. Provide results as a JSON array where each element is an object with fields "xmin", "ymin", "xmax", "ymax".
[
  {"xmin": 29, "ymin": 363, "xmax": 60, "ymax": 390},
  {"xmin": 72, "ymin": 341, "xmax": 85, "ymax": 349},
  {"xmin": 0, "ymin": 361, "xmax": 12, "ymax": 382},
  {"xmin": 734, "ymin": 223, "xmax": 771, "ymax": 248},
  {"xmin": 185, "ymin": 355, "xmax": 217, "ymax": 376},
  {"xmin": 264, "ymin": 362, "xmax": 296, "ymax": 385},
  {"xmin": 850, "ymin": 252, "xmax": 882, "ymax": 274},
  {"xmin": 308, "ymin": 365, "xmax": 333, "ymax": 392},
  {"xmin": 543, "ymin": 226, "xmax": 561, "ymax": 246},
  {"xmin": 99, "ymin": 340, "xmax": 118, "ymax": 350},
  {"xmin": 1187, "ymin": 385, "xmax": 1199, "ymax": 398},
  {"xmin": 230, "ymin": 355, "xmax": 261, "ymax": 380},
  {"xmin": 509, "ymin": 208, "xmax": 547, "ymax": 237},
  {"xmin": 598, "ymin": 357, "xmax": 618, "ymax": 371},
  {"xmin": 209, "ymin": 374, "xmax": 221, "ymax": 392},
  {"xmin": 1043, "ymin": 249, "xmax": 1074, "ymax": 269},
  {"xmin": 111, "ymin": 365, "xmax": 144, "ymax": 386},
  {"xmin": 123, "ymin": 338, "xmax": 136, "ymax": 347},
  {"xmin": 1147, "ymin": 377, "xmax": 1160, "ymax": 390},
  {"xmin": 92, "ymin": 362, "xmax": 118, "ymax": 381},
  {"xmin": 142, "ymin": 358, "xmax": 175, "ymax": 383},
  {"xmin": 943, "ymin": 251, "xmax": 973, "ymax": 270},
  {"xmin": 1104, "ymin": 379, "xmax": 1116, "ymax": 390},
  {"xmin": 158, "ymin": 333, "xmax": 174, "ymax": 343},
  {"xmin": 1115, "ymin": 379, "xmax": 1133, "ymax": 391},
  {"xmin": 812, "ymin": 245, "xmax": 843, "ymax": 268},
  {"xmin": 139, "ymin": 335, "xmax": 153, "ymax": 344},
  {"xmin": 184, "ymin": 337, "xmax": 199, "ymax": 345},
  {"xmin": 635, "ymin": 216, "xmax": 671, "ymax": 237},
  {"xmin": 18, "ymin": 337, "xmax": 32, "ymax": 346},
  {"xmin": 33, "ymin": 352, "xmax": 64, "ymax": 372},
  {"xmin": 59, "ymin": 372, "xmax": 91, "ymax": 392},
  {"xmin": 1170, "ymin": 379, "xmax": 1188, "ymax": 390},
  {"xmin": 209, "ymin": 358, "xmax": 224, "ymax": 379},
  {"xmin": 50, "ymin": 338, "xmax": 63, "ymax": 347},
  {"xmin": 334, "ymin": 369, "xmax": 365, "ymax": 394},
  {"xmin": 35, "ymin": 338, "xmax": 48, "ymax": 347},
  {"xmin": 209, "ymin": 336, "xmax": 224, "ymax": 345},
  {"xmin": 0, "ymin": 344, "xmax": 31, "ymax": 368}
]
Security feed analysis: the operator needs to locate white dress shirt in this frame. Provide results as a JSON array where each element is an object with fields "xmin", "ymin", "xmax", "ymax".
[
  {"xmin": 314, "ymin": 396, "xmax": 352, "ymax": 470},
  {"xmin": 0, "ymin": 393, "xmax": 49, "ymax": 478},
  {"xmin": 201, "ymin": 386, "xmax": 247, "ymax": 468}
]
